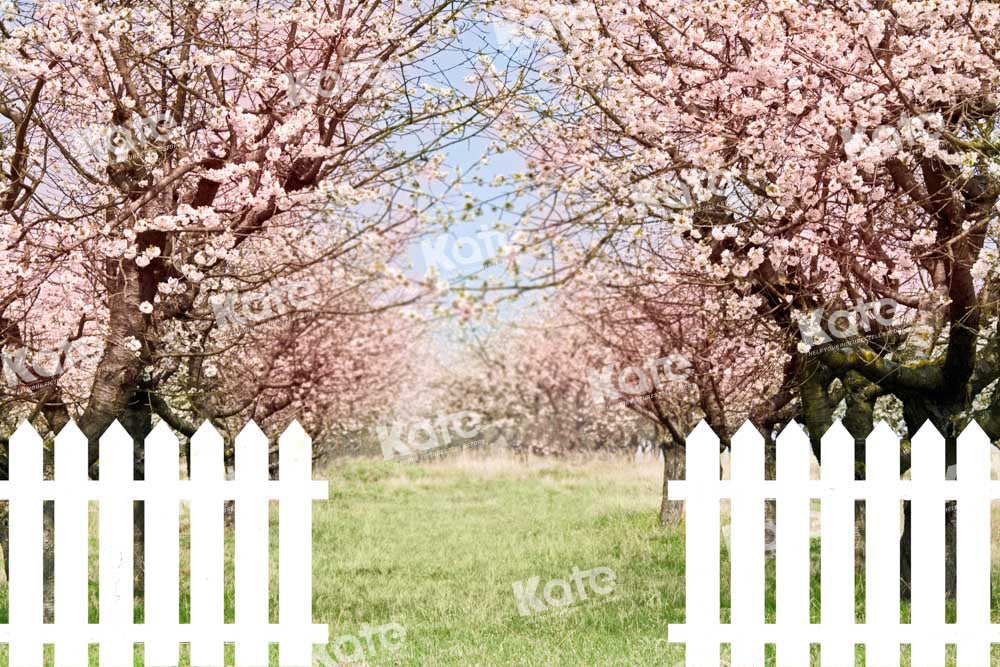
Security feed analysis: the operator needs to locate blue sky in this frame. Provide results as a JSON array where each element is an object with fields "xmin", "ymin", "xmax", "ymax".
[{"xmin": 397, "ymin": 16, "xmax": 544, "ymax": 319}]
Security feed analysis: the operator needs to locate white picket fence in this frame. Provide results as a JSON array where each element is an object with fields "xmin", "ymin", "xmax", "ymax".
[
  {"xmin": 668, "ymin": 419, "xmax": 998, "ymax": 667},
  {"xmin": 0, "ymin": 419, "xmax": 328, "ymax": 667}
]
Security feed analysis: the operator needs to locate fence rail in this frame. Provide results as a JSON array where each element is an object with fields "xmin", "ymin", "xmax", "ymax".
[
  {"xmin": 667, "ymin": 419, "xmax": 998, "ymax": 667},
  {"xmin": 2, "ymin": 419, "xmax": 328, "ymax": 667}
]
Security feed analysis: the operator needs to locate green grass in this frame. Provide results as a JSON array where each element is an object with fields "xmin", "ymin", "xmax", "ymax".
[
  {"xmin": 0, "ymin": 453, "xmax": 997, "ymax": 665},
  {"xmin": 311, "ymin": 455, "xmax": 681, "ymax": 666}
]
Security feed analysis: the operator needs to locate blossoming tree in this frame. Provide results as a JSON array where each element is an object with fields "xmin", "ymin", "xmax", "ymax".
[
  {"xmin": 493, "ymin": 0, "xmax": 1000, "ymax": 594},
  {"xmin": 1, "ymin": 0, "xmax": 505, "ymax": 603}
]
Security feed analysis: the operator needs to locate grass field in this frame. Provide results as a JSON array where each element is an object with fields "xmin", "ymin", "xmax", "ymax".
[
  {"xmin": 0, "ymin": 450, "xmax": 998, "ymax": 666},
  {"xmin": 311, "ymin": 453, "xmax": 681, "ymax": 666}
]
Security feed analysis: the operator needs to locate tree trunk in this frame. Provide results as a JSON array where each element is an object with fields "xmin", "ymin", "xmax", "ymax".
[
  {"xmin": 898, "ymin": 435, "xmax": 958, "ymax": 600},
  {"xmin": 120, "ymin": 391, "xmax": 152, "ymax": 601},
  {"xmin": 0, "ymin": 506, "xmax": 6, "ymax": 584},
  {"xmin": 0, "ymin": 469, "xmax": 6, "ymax": 583},
  {"xmin": 900, "ymin": 500, "xmax": 912, "ymax": 600},
  {"xmin": 28, "ymin": 393, "xmax": 151, "ymax": 617},
  {"xmin": 660, "ymin": 442, "xmax": 684, "ymax": 526},
  {"xmin": 899, "ymin": 499, "xmax": 958, "ymax": 602},
  {"xmin": 945, "ymin": 500, "xmax": 957, "ymax": 599},
  {"xmin": 43, "ymin": 501, "xmax": 55, "ymax": 621},
  {"xmin": 763, "ymin": 433, "xmax": 777, "ymax": 558}
]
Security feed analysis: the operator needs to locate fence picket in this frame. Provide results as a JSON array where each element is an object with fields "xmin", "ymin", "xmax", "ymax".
[
  {"xmin": 190, "ymin": 421, "xmax": 225, "ymax": 667},
  {"xmin": 820, "ymin": 420, "xmax": 855, "ymax": 666},
  {"xmin": 729, "ymin": 422, "xmax": 764, "ymax": 666},
  {"xmin": 99, "ymin": 421, "xmax": 135, "ymax": 667},
  {"xmin": 54, "ymin": 421, "xmax": 90, "ymax": 667},
  {"xmin": 0, "ymin": 419, "xmax": 327, "ymax": 663},
  {"xmin": 679, "ymin": 421, "xmax": 720, "ymax": 665},
  {"xmin": 8, "ymin": 422, "xmax": 44, "ymax": 667},
  {"xmin": 955, "ymin": 421, "xmax": 991, "ymax": 666},
  {"xmin": 774, "ymin": 422, "xmax": 811, "ymax": 667},
  {"xmin": 278, "ymin": 421, "xmax": 316, "ymax": 666},
  {"xmin": 864, "ymin": 421, "xmax": 900, "ymax": 666},
  {"xmin": 909, "ymin": 421, "xmax": 945, "ymax": 667},
  {"xmin": 144, "ymin": 422, "xmax": 179, "ymax": 667},
  {"xmin": 669, "ymin": 419, "xmax": 1000, "ymax": 665},
  {"xmin": 235, "ymin": 421, "xmax": 271, "ymax": 667}
]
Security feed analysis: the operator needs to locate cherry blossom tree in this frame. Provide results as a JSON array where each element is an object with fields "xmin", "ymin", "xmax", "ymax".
[
  {"xmin": 491, "ymin": 0, "xmax": 1000, "ymax": 595},
  {"xmin": 556, "ymin": 275, "xmax": 789, "ymax": 522},
  {"xmin": 1, "ymin": 0, "xmax": 496, "ymax": 439},
  {"xmin": 1, "ymin": 0, "xmax": 508, "ymax": 605},
  {"xmin": 410, "ymin": 306, "xmax": 643, "ymax": 455}
]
